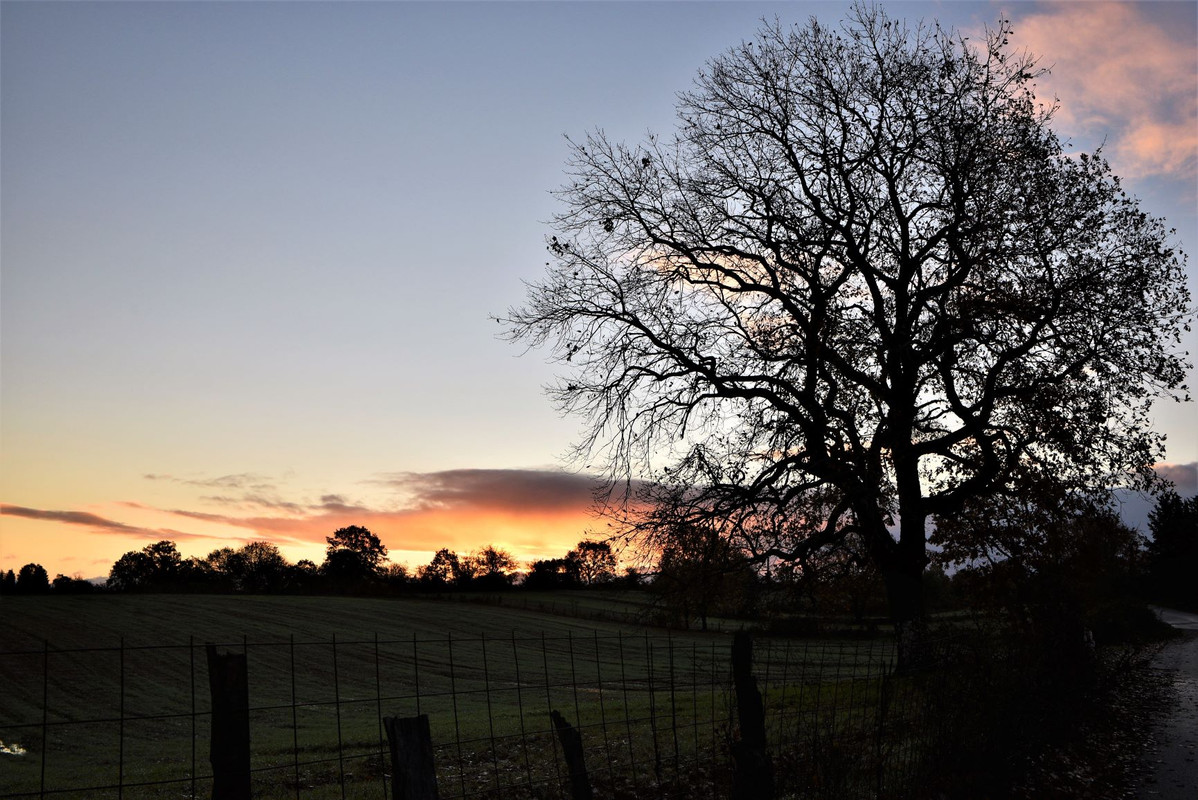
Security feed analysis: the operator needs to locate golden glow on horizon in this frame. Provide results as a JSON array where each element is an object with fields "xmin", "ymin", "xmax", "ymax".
[{"xmin": 0, "ymin": 502, "xmax": 602, "ymax": 579}]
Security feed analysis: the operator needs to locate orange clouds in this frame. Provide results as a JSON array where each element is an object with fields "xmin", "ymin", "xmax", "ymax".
[
  {"xmin": 1012, "ymin": 1, "xmax": 1197, "ymax": 180},
  {"xmin": 175, "ymin": 469, "xmax": 612, "ymax": 564},
  {"xmin": 155, "ymin": 503, "xmax": 599, "ymax": 560},
  {"xmin": 2, "ymin": 469, "xmax": 612, "ymax": 576}
]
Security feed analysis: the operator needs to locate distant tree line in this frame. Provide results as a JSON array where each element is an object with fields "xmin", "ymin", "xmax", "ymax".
[
  {"xmin": 0, "ymin": 527, "xmax": 637, "ymax": 597},
  {"xmin": 5, "ymin": 493, "xmax": 1193, "ymax": 635},
  {"xmin": 0, "ymin": 562, "xmax": 94, "ymax": 595}
]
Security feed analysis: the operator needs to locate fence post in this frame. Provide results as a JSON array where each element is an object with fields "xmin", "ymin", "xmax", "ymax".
[
  {"xmin": 551, "ymin": 710, "xmax": 594, "ymax": 800},
  {"xmin": 874, "ymin": 659, "xmax": 892, "ymax": 797},
  {"xmin": 206, "ymin": 644, "xmax": 251, "ymax": 800},
  {"xmin": 384, "ymin": 714, "xmax": 439, "ymax": 800},
  {"xmin": 730, "ymin": 632, "xmax": 774, "ymax": 800}
]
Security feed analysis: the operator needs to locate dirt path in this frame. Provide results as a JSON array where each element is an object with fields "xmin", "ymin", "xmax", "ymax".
[{"xmin": 1133, "ymin": 608, "xmax": 1198, "ymax": 798}]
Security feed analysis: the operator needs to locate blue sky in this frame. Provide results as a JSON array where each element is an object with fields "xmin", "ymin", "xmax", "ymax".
[{"xmin": 2, "ymin": 1, "xmax": 1195, "ymax": 577}]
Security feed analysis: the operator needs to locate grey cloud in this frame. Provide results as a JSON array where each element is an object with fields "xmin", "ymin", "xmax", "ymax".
[
  {"xmin": 2, "ymin": 505, "xmax": 150, "ymax": 533},
  {"xmin": 314, "ymin": 496, "xmax": 370, "ymax": 514},
  {"xmin": 199, "ymin": 494, "xmax": 308, "ymax": 514},
  {"xmin": 0, "ymin": 505, "xmax": 216, "ymax": 542},
  {"xmin": 1154, "ymin": 462, "xmax": 1198, "ymax": 496},
  {"xmin": 380, "ymin": 469, "xmax": 607, "ymax": 512},
  {"xmin": 145, "ymin": 473, "xmax": 276, "ymax": 491},
  {"xmin": 198, "ymin": 495, "xmax": 241, "ymax": 506},
  {"xmin": 167, "ymin": 509, "xmax": 238, "ymax": 524},
  {"xmin": 194, "ymin": 490, "xmax": 357, "ymax": 516}
]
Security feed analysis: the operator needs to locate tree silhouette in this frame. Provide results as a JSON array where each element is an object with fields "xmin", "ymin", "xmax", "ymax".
[
  {"xmin": 506, "ymin": 5, "xmax": 1191, "ymax": 638},
  {"xmin": 16, "ymin": 563, "xmax": 50, "ymax": 594},
  {"xmin": 652, "ymin": 523, "xmax": 754, "ymax": 631},
  {"xmin": 219, "ymin": 541, "xmax": 290, "ymax": 593},
  {"xmin": 108, "ymin": 541, "xmax": 185, "ymax": 591},
  {"xmin": 418, "ymin": 548, "xmax": 464, "ymax": 588},
  {"xmin": 202, "ymin": 547, "xmax": 241, "ymax": 591},
  {"xmin": 524, "ymin": 557, "xmax": 579, "ymax": 590},
  {"xmin": 1146, "ymin": 490, "xmax": 1198, "ymax": 611},
  {"xmin": 936, "ymin": 482, "xmax": 1150, "ymax": 652},
  {"xmin": 323, "ymin": 525, "xmax": 387, "ymax": 585},
  {"xmin": 108, "ymin": 550, "xmax": 154, "ymax": 591},
  {"xmin": 465, "ymin": 546, "xmax": 518, "ymax": 590},
  {"xmin": 51, "ymin": 573, "xmax": 95, "ymax": 594},
  {"xmin": 567, "ymin": 540, "xmax": 618, "ymax": 586},
  {"xmin": 289, "ymin": 559, "xmax": 321, "ymax": 593}
]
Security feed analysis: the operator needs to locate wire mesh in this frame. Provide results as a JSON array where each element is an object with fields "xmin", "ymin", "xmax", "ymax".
[{"xmin": 0, "ymin": 631, "xmax": 946, "ymax": 799}]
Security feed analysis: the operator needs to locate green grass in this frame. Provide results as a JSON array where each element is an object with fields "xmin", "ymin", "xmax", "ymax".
[{"xmin": 0, "ymin": 594, "xmax": 904, "ymax": 799}]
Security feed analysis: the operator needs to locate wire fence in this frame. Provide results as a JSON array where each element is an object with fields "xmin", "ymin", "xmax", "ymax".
[{"xmin": 0, "ymin": 630, "xmax": 953, "ymax": 799}]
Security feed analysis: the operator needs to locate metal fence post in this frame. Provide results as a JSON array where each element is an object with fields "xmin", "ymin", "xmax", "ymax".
[
  {"xmin": 206, "ymin": 644, "xmax": 251, "ymax": 800},
  {"xmin": 383, "ymin": 714, "xmax": 439, "ymax": 800}
]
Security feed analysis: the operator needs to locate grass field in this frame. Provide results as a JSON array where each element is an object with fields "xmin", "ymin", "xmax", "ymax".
[{"xmin": 0, "ymin": 594, "xmax": 906, "ymax": 799}]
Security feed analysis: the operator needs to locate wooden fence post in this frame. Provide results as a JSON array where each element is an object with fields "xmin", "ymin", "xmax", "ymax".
[
  {"xmin": 206, "ymin": 644, "xmax": 251, "ymax": 800},
  {"xmin": 730, "ymin": 632, "xmax": 775, "ymax": 800},
  {"xmin": 383, "ymin": 714, "xmax": 439, "ymax": 800},
  {"xmin": 550, "ymin": 710, "xmax": 594, "ymax": 800}
]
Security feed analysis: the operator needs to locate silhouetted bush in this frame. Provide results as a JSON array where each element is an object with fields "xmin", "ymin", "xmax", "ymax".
[{"xmin": 51, "ymin": 574, "xmax": 96, "ymax": 594}]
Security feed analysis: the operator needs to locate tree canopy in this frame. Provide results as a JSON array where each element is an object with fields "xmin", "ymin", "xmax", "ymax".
[
  {"xmin": 1146, "ymin": 490, "xmax": 1198, "ymax": 610},
  {"xmin": 108, "ymin": 540, "xmax": 185, "ymax": 591},
  {"xmin": 323, "ymin": 525, "xmax": 388, "ymax": 584},
  {"xmin": 568, "ymin": 540, "xmax": 618, "ymax": 586},
  {"xmin": 506, "ymin": 5, "xmax": 1191, "ymax": 630},
  {"xmin": 16, "ymin": 563, "xmax": 50, "ymax": 594}
]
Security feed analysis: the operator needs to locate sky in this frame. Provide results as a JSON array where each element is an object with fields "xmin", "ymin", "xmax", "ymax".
[{"xmin": 2, "ymin": 1, "xmax": 1196, "ymax": 581}]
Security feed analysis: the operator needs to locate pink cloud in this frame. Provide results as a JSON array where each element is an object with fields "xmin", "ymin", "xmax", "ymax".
[
  {"xmin": 1011, "ymin": 2, "xmax": 1197, "ymax": 180},
  {"xmin": 1154, "ymin": 461, "xmax": 1198, "ymax": 495}
]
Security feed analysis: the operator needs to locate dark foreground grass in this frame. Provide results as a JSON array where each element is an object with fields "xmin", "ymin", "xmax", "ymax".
[{"xmin": 0, "ymin": 595, "xmax": 901, "ymax": 799}]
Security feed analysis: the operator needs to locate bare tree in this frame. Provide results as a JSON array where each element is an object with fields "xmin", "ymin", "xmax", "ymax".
[{"xmin": 506, "ymin": 6, "xmax": 1191, "ymax": 639}]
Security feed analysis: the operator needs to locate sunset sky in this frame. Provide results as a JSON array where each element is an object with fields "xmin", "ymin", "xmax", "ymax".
[{"xmin": 3, "ymin": 1, "xmax": 1196, "ymax": 581}]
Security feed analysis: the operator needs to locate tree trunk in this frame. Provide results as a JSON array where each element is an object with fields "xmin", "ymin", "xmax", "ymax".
[
  {"xmin": 883, "ymin": 511, "xmax": 930, "ymax": 672},
  {"xmin": 882, "ymin": 562, "xmax": 924, "ymax": 628},
  {"xmin": 882, "ymin": 565, "xmax": 927, "ymax": 671}
]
